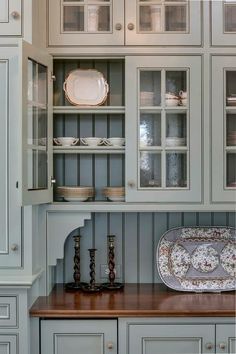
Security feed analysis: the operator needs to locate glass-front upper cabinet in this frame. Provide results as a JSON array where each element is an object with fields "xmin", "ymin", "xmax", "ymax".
[
  {"xmin": 125, "ymin": 56, "xmax": 201, "ymax": 203},
  {"xmin": 211, "ymin": 0, "xmax": 236, "ymax": 45},
  {"xmin": 0, "ymin": 0, "xmax": 21, "ymax": 36},
  {"xmin": 21, "ymin": 41, "xmax": 53, "ymax": 205},
  {"xmin": 212, "ymin": 56, "xmax": 236, "ymax": 203},
  {"xmin": 48, "ymin": 0, "xmax": 124, "ymax": 46},
  {"xmin": 125, "ymin": 0, "xmax": 202, "ymax": 45}
]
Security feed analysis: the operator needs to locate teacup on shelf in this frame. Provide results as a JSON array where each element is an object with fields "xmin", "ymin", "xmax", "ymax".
[
  {"xmin": 54, "ymin": 137, "xmax": 79, "ymax": 146},
  {"xmin": 179, "ymin": 90, "xmax": 187, "ymax": 106},
  {"xmin": 80, "ymin": 137, "xmax": 104, "ymax": 146},
  {"xmin": 104, "ymin": 137, "xmax": 125, "ymax": 147},
  {"xmin": 165, "ymin": 92, "xmax": 179, "ymax": 107}
]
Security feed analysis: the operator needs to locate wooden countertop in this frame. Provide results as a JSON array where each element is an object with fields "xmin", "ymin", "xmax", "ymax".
[{"xmin": 30, "ymin": 284, "xmax": 236, "ymax": 318}]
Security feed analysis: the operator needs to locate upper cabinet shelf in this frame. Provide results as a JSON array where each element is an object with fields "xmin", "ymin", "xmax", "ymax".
[
  {"xmin": 48, "ymin": 0, "xmax": 202, "ymax": 47},
  {"xmin": 53, "ymin": 106, "xmax": 125, "ymax": 114}
]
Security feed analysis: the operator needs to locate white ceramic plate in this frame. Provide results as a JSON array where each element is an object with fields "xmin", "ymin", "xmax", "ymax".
[
  {"xmin": 63, "ymin": 69, "xmax": 109, "ymax": 106},
  {"xmin": 63, "ymin": 196, "xmax": 90, "ymax": 202}
]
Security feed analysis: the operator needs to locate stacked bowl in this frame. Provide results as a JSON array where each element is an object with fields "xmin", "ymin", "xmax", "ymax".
[
  {"xmin": 56, "ymin": 186, "xmax": 95, "ymax": 202},
  {"xmin": 103, "ymin": 187, "xmax": 125, "ymax": 201},
  {"xmin": 227, "ymin": 131, "xmax": 236, "ymax": 146}
]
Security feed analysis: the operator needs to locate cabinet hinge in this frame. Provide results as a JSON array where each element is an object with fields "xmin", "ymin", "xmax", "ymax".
[{"xmin": 51, "ymin": 74, "xmax": 56, "ymax": 81}]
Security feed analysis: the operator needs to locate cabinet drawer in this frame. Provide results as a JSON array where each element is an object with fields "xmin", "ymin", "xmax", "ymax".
[
  {"xmin": 0, "ymin": 334, "xmax": 17, "ymax": 354},
  {"xmin": 0, "ymin": 296, "xmax": 17, "ymax": 327}
]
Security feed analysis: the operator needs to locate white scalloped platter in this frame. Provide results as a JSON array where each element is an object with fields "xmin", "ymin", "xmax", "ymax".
[
  {"xmin": 157, "ymin": 227, "xmax": 236, "ymax": 292},
  {"xmin": 63, "ymin": 69, "xmax": 109, "ymax": 106}
]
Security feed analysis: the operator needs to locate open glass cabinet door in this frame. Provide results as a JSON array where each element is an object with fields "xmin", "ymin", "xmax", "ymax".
[{"xmin": 20, "ymin": 40, "xmax": 53, "ymax": 205}]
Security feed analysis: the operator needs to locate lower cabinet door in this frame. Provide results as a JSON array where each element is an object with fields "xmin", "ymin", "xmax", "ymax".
[
  {"xmin": 41, "ymin": 319, "xmax": 117, "ymax": 354},
  {"xmin": 216, "ymin": 324, "xmax": 236, "ymax": 354},
  {"xmin": 0, "ymin": 334, "xmax": 17, "ymax": 354},
  {"xmin": 128, "ymin": 324, "xmax": 215, "ymax": 354}
]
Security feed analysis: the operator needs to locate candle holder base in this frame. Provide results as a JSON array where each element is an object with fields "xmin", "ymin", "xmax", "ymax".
[
  {"xmin": 102, "ymin": 282, "xmax": 124, "ymax": 290},
  {"xmin": 81, "ymin": 284, "xmax": 103, "ymax": 293},
  {"xmin": 65, "ymin": 282, "xmax": 87, "ymax": 291}
]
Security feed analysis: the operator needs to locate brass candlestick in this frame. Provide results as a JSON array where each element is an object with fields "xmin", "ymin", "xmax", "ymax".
[
  {"xmin": 82, "ymin": 248, "xmax": 102, "ymax": 292},
  {"xmin": 103, "ymin": 235, "xmax": 124, "ymax": 290},
  {"xmin": 65, "ymin": 235, "xmax": 86, "ymax": 290}
]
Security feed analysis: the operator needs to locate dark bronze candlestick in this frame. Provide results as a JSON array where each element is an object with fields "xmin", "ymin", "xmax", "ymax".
[
  {"xmin": 65, "ymin": 235, "xmax": 86, "ymax": 290},
  {"xmin": 103, "ymin": 235, "xmax": 124, "ymax": 290},
  {"xmin": 82, "ymin": 248, "xmax": 102, "ymax": 292}
]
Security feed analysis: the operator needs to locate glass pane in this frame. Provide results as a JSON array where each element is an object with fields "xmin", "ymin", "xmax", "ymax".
[
  {"xmin": 140, "ymin": 113, "xmax": 161, "ymax": 147},
  {"xmin": 226, "ymin": 71, "xmax": 236, "ymax": 106},
  {"xmin": 166, "ymin": 113, "xmax": 187, "ymax": 146},
  {"xmin": 165, "ymin": 5, "xmax": 187, "ymax": 32},
  {"xmin": 88, "ymin": 5, "xmax": 110, "ymax": 32},
  {"xmin": 140, "ymin": 152, "xmax": 162, "ymax": 187},
  {"xmin": 226, "ymin": 153, "xmax": 236, "ymax": 187},
  {"xmin": 139, "ymin": 6, "xmax": 162, "ymax": 32},
  {"xmin": 227, "ymin": 114, "xmax": 236, "ymax": 146},
  {"xmin": 166, "ymin": 71, "xmax": 187, "ymax": 107},
  {"xmin": 225, "ymin": 4, "xmax": 236, "ymax": 32},
  {"xmin": 63, "ymin": 6, "xmax": 84, "ymax": 31},
  {"xmin": 28, "ymin": 59, "xmax": 37, "ymax": 102},
  {"xmin": 27, "ymin": 150, "xmax": 47, "ymax": 190},
  {"xmin": 38, "ymin": 64, "xmax": 47, "ymax": 105},
  {"xmin": 166, "ymin": 152, "xmax": 187, "ymax": 187},
  {"xmin": 140, "ymin": 71, "xmax": 161, "ymax": 106}
]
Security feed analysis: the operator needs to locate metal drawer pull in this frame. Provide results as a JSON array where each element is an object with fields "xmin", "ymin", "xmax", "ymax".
[
  {"xmin": 115, "ymin": 23, "xmax": 122, "ymax": 31},
  {"xmin": 127, "ymin": 23, "xmax": 135, "ymax": 31},
  {"xmin": 205, "ymin": 343, "xmax": 214, "ymax": 350},
  {"xmin": 107, "ymin": 342, "xmax": 114, "ymax": 350},
  {"xmin": 11, "ymin": 11, "xmax": 20, "ymax": 19},
  {"xmin": 219, "ymin": 342, "xmax": 226, "ymax": 350},
  {"xmin": 11, "ymin": 244, "xmax": 19, "ymax": 252}
]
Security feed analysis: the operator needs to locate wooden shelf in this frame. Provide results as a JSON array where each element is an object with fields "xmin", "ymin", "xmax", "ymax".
[
  {"xmin": 53, "ymin": 146, "xmax": 125, "ymax": 154},
  {"xmin": 53, "ymin": 106, "xmax": 125, "ymax": 115}
]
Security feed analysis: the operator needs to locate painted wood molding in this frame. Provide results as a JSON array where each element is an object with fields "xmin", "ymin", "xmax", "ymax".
[{"xmin": 47, "ymin": 212, "xmax": 91, "ymax": 266}]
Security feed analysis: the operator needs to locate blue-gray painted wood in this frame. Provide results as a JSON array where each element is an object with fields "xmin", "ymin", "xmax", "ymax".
[{"xmin": 61, "ymin": 212, "xmax": 236, "ymax": 284}]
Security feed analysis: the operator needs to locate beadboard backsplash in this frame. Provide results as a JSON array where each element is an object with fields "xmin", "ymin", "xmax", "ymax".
[{"xmin": 55, "ymin": 212, "xmax": 235, "ymax": 284}]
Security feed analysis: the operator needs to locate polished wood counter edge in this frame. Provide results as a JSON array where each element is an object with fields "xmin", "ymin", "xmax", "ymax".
[{"xmin": 30, "ymin": 283, "xmax": 236, "ymax": 318}]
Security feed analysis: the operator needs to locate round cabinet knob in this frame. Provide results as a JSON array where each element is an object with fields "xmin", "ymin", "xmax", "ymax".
[
  {"xmin": 127, "ymin": 180, "xmax": 135, "ymax": 188},
  {"xmin": 51, "ymin": 177, "xmax": 56, "ymax": 185},
  {"xmin": 127, "ymin": 23, "xmax": 135, "ymax": 31},
  {"xmin": 107, "ymin": 342, "xmax": 114, "ymax": 350},
  {"xmin": 11, "ymin": 11, "xmax": 20, "ymax": 19},
  {"xmin": 219, "ymin": 342, "xmax": 226, "ymax": 350},
  {"xmin": 115, "ymin": 23, "xmax": 122, "ymax": 31},
  {"xmin": 11, "ymin": 244, "xmax": 19, "ymax": 252},
  {"xmin": 205, "ymin": 343, "xmax": 214, "ymax": 351}
]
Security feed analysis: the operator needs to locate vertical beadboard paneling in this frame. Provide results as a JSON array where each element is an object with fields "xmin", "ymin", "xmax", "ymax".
[
  {"xmin": 63, "ymin": 212, "xmax": 235, "ymax": 283},
  {"xmin": 153, "ymin": 213, "xmax": 168, "ymax": 283},
  {"xmin": 94, "ymin": 213, "xmax": 108, "ymax": 283},
  {"xmin": 124, "ymin": 213, "xmax": 139, "ymax": 283},
  {"xmin": 138, "ymin": 213, "xmax": 154, "ymax": 283}
]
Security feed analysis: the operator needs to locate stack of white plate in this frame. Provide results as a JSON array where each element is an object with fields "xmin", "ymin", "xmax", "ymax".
[
  {"xmin": 227, "ymin": 131, "xmax": 236, "ymax": 146},
  {"xmin": 56, "ymin": 186, "xmax": 95, "ymax": 202},
  {"xmin": 103, "ymin": 187, "xmax": 125, "ymax": 202},
  {"xmin": 166, "ymin": 137, "xmax": 186, "ymax": 147},
  {"xmin": 226, "ymin": 97, "xmax": 236, "ymax": 106},
  {"xmin": 140, "ymin": 91, "xmax": 155, "ymax": 106}
]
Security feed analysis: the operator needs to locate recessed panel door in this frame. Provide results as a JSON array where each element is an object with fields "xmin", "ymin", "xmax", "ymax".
[{"xmin": 0, "ymin": 0, "xmax": 21, "ymax": 36}]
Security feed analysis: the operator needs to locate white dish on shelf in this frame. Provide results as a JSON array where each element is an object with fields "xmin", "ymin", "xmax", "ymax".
[
  {"xmin": 63, "ymin": 196, "xmax": 90, "ymax": 202},
  {"xmin": 54, "ymin": 137, "xmax": 79, "ymax": 146},
  {"xmin": 107, "ymin": 196, "xmax": 125, "ymax": 202},
  {"xmin": 104, "ymin": 137, "xmax": 125, "ymax": 147},
  {"xmin": 80, "ymin": 137, "xmax": 104, "ymax": 146},
  {"xmin": 63, "ymin": 69, "xmax": 109, "ymax": 106}
]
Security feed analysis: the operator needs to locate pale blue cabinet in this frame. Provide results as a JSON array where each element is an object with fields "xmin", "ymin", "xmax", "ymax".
[
  {"xmin": 124, "ymin": 323, "xmax": 215, "ymax": 354},
  {"xmin": 211, "ymin": 0, "xmax": 236, "ymax": 46},
  {"xmin": 0, "ymin": 334, "xmax": 17, "ymax": 354},
  {"xmin": 0, "ymin": 48, "xmax": 21, "ymax": 268},
  {"xmin": 0, "ymin": 0, "xmax": 21, "ymax": 36},
  {"xmin": 216, "ymin": 324, "xmax": 236, "ymax": 354},
  {"xmin": 41, "ymin": 319, "xmax": 117, "ymax": 354}
]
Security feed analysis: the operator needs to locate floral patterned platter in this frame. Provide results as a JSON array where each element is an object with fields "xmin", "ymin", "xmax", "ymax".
[{"xmin": 156, "ymin": 227, "xmax": 236, "ymax": 292}]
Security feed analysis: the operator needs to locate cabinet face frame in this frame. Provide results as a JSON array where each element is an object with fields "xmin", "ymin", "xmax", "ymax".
[
  {"xmin": 48, "ymin": 0, "xmax": 124, "ymax": 46},
  {"xmin": 0, "ymin": 0, "xmax": 21, "ymax": 36},
  {"xmin": 216, "ymin": 324, "xmax": 236, "ymax": 354},
  {"xmin": 211, "ymin": 0, "xmax": 236, "ymax": 46},
  {"xmin": 125, "ymin": 56, "xmax": 202, "ymax": 203},
  {"xmin": 211, "ymin": 56, "xmax": 236, "ymax": 203},
  {"xmin": 20, "ymin": 40, "xmax": 53, "ymax": 206},
  {"xmin": 125, "ymin": 0, "xmax": 202, "ymax": 46}
]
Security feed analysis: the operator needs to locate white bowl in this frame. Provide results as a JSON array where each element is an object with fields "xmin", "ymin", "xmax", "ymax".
[
  {"xmin": 165, "ymin": 99, "xmax": 179, "ymax": 107},
  {"xmin": 104, "ymin": 137, "xmax": 125, "ymax": 147},
  {"xmin": 80, "ymin": 137, "xmax": 104, "ymax": 146},
  {"xmin": 54, "ymin": 137, "xmax": 79, "ymax": 146}
]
